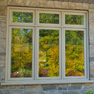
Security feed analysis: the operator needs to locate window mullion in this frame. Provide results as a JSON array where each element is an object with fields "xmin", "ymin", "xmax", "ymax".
[
  {"xmin": 62, "ymin": 27, "xmax": 65, "ymax": 79},
  {"xmin": 34, "ymin": 10, "xmax": 38, "ymax": 80}
]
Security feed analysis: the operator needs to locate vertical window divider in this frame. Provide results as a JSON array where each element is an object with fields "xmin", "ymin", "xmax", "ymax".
[
  {"xmin": 62, "ymin": 28, "xmax": 65, "ymax": 79},
  {"xmin": 33, "ymin": 27, "xmax": 36, "ymax": 80},
  {"xmin": 59, "ymin": 28, "xmax": 62, "ymax": 79},
  {"xmin": 36, "ymin": 28, "xmax": 39, "ymax": 80},
  {"xmin": 34, "ymin": 9, "xmax": 38, "ymax": 80},
  {"xmin": 60, "ymin": 28, "xmax": 62, "ymax": 80},
  {"xmin": 8, "ymin": 27, "xmax": 12, "ymax": 80},
  {"xmin": 84, "ymin": 29, "xmax": 87, "ymax": 79},
  {"xmin": 62, "ymin": 11, "xmax": 65, "ymax": 79},
  {"xmin": 86, "ymin": 12, "xmax": 90, "ymax": 80},
  {"xmin": 32, "ymin": 28, "xmax": 35, "ymax": 80}
]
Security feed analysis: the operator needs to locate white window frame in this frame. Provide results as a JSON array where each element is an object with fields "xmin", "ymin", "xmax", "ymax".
[
  {"xmin": 7, "ymin": 26, "xmax": 35, "ymax": 81},
  {"xmin": 63, "ymin": 12, "xmax": 86, "ymax": 28},
  {"xmin": 36, "ymin": 27, "xmax": 61, "ymax": 80},
  {"xmin": 63, "ymin": 28, "xmax": 87, "ymax": 79},
  {"xmin": 37, "ymin": 11, "xmax": 61, "ymax": 27},
  {"xmin": 9, "ymin": 9, "xmax": 35, "ymax": 26},
  {"xmin": 6, "ymin": 7, "xmax": 89, "ymax": 84}
]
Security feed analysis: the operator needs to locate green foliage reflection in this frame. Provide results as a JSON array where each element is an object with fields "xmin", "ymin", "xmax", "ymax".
[
  {"xmin": 65, "ymin": 15, "xmax": 84, "ymax": 25},
  {"xmin": 11, "ymin": 28, "xmax": 32, "ymax": 78},
  {"xmin": 65, "ymin": 30, "xmax": 84, "ymax": 76},
  {"xmin": 39, "ymin": 13, "xmax": 59, "ymax": 24},
  {"xmin": 39, "ymin": 29, "xmax": 59, "ymax": 77},
  {"xmin": 12, "ymin": 12, "xmax": 33, "ymax": 23}
]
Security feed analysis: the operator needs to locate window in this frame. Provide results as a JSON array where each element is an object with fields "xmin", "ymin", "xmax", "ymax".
[{"xmin": 6, "ymin": 7, "xmax": 89, "ymax": 83}]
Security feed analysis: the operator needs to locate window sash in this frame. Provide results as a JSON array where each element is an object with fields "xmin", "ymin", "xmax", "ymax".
[
  {"xmin": 63, "ymin": 12, "xmax": 86, "ymax": 28},
  {"xmin": 9, "ymin": 9, "xmax": 35, "ymax": 26},
  {"xmin": 37, "ymin": 11, "xmax": 61, "ymax": 26},
  {"xmin": 8, "ymin": 26, "xmax": 35, "ymax": 81},
  {"xmin": 36, "ymin": 28, "xmax": 61, "ymax": 80},
  {"xmin": 62, "ymin": 28, "xmax": 87, "ymax": 79}
]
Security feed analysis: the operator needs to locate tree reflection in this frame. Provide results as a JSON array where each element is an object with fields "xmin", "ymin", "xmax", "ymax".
[
  {"xmin": 11, "ymin": 29, "xmax": 32, "ymax": 78},
  {"xmin": 65, "ymin": 15, "xmax": 84, "ymax": 25},
  {"xmin": 39, "ymin": 29, "xmax": 59, "ymax": 77},
  {"xmin": 39, "ymin": 13, "xmax": 59, "ymax": 24},
  {"xmin": 11, "ymin": 12, "xmax": 85, "ymax": 78},
  {"xmin": 65, "ymin": 31, "xmax": 84, "ymax": 76},
  {"xmin": 13, "ymin": 12, "xmax": 33, "ymax": 23}
]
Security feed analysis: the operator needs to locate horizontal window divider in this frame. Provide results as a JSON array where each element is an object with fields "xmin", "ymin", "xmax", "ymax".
[
  {"xmin": 63, "ymin": 26, "xmax": 87, "ymax": 29},
  {"xmin": 9, "ymin": 24, "xmax": 63, "ymax": 28},
  {"xmin": 9, "ymin": 24, "xmax": 36, "ymax": 27},
  {"xmin": 36, "ymin": 77, "xmax": 61, "ymax": 80},
  {"xmin": 37, "ymin": 24, "xmax": 61, "ymax": 27},
  {"xmin": 8, "ymin": 26, "xmax": 35, "ymax": 29},
  {"xmin": 64, "ymin": 76, "xmax": 86, "ymax": 79},
  {"xmin": 9, "ymin": 25, "xmax": 87, "ymax": 29},
  {"xmin": 35, "ymin": 26, "xmax": 62, "ymax": 28}
]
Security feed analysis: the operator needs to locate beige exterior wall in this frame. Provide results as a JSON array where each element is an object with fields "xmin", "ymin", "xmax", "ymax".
[{"xmin": 0, "ymin": 0, "xmax": 94, "ymax": 94}]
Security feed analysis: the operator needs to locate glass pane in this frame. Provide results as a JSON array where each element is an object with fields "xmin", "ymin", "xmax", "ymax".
[
  {"xmin": 39, "ymin": 13, "xmax": 59, "ymax": 24},
  {"xmin": 65, "ymin": 30, "xmax": 84, "ymax": 76},
  {"xmin": 65, "ymin": 15, "xmax": 84, "ymax": 25},
  {"xmin": 39, "ymin": 29, "xmax": 59, "ymax": 77},
  {"xmin": 12, "ymin": 12, "xmax": 33, "ymax": 23},
  {"xmin": 11, "ymin": 28, "xmax": 33, "ymax": 78}
]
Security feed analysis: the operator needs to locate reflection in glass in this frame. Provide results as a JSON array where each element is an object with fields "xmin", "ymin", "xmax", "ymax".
[
  {"xmin": 11, "ymin": 28, "xmax": 33, "ymax": 78},
  {"xmin": 12, "ymin": 12, "xmax": 33, "ymax": 23},
  {"xmin": 65, "ymin": 15, "xmax": 84, "ymax": 25},
  {"xmin": 39, "ymin": 29, "xmax": 59, "ymax": 77},
  {"xmin": 39, "ymin": 13, "xmax": 59, "ymax": 24},
  {"xmin": 65, "ymin": 30, "xmax": 84, "ymax": 76}
]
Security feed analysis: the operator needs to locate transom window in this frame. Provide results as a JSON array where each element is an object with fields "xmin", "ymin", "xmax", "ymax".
[{"xmin": 7, "ymin": 7, "xmax": 88, "ymax": 82}]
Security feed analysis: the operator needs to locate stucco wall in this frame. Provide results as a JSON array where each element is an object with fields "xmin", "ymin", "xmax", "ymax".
[{"xmin": 0, "ymin": 0, "xmax": 94, "ymax": 94}]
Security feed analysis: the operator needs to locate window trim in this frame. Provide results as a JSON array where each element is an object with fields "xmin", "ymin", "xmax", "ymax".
[
  {"xmin": 9, "ymin": 9, "xmax": 35, "ymax": 26},
  {"xmin": 37, "ymin": 11, "xmax": 61, "ymax": 26},
  {"xmin": 63, "ymin": 12, "xmax": 86, "ymax": 28},
  {"xmin": 63, "ymin": 28, "xmax": 87, "ymax": 79},
  {"xmin": 7, "ymin": 26, "xmax": 35, "ymax": 81},
  {"xmin": 36, "ymin": 27, "xmax": 61, "ymax": 80},
  {"xmin": 6, "ymin": 6, "xmax": 89, "ymax": 83}
]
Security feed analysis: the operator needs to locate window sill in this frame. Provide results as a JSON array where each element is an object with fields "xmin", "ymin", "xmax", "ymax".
[{"xmin": 1, "ymin": 79, "xmax": 94, "ymax": 85}]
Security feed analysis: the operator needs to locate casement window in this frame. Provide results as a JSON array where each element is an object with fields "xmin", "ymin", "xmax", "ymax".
[{"xmin": 6, "ymin": 7, "xmax": 89, "ymax": 83}]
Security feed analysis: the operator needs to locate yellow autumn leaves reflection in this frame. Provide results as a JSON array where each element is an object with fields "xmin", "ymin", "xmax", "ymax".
[
  {"xmin": 66, "ymin": 45, "xmax": 84, "ymax": 76},
  {"xmin": 11, "ymin": 29, "xmax": 84, "ymax": 78},
  {"xmin": 11, "ymin": 11, "xmax": 85, "ymax": 78},
  {"xmin": 11, "ymin": 28, "xmax": 32, "ymax": 78},
  {"xmin": 39, "ymin": 30, "xmax": 59, "ymax": 77},
  {"xmin": 39, "ymin": 30, "xmax": 84, "ymax": 77},
  {"xmin": 65, "ymin": 31, "xmax": 84, "ymax": 76}
]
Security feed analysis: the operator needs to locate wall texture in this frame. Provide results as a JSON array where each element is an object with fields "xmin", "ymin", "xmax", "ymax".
[{"xmin": 0, "ymin": 0, "xmax": 94, "ymax": 94}]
